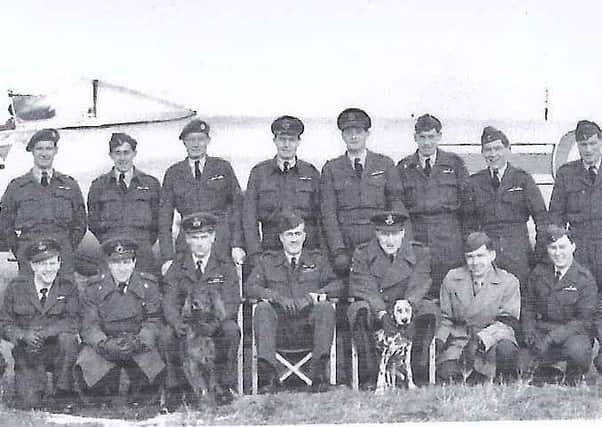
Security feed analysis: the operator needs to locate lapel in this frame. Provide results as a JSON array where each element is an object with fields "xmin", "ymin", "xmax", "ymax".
[
  {"xmin": 553, "ymin": 262, "xmax": 579, "ymax": 292},
  {"xmin": 22, "ymin": 277, "xmax": 43, "ymax": 312},
  {"xmin": 577, "ymin": 162, "xmax": 597, "ymax": 188},
  {"xmin": 432, "ymin": 149, "xmax": 454, "ymax": 179},
  {"xmin": 473, "ymin": 168, "xmax": 496, "ymax": 196},
  {"xmin": 371, "ymin": 240, "xmax": 415, "ymax": 290},
  {"xmin": 200, "ymin": 156, "xmax": 215, "ymax": 182},
  {"xmin": 41, "ymin": 279, "xmax": 62, "ymax": 314},
  {"xmin": 465, "ymin": 267, "xmax": 502, "ymax": 318},
  {"xmin": 176, "ymin": 158, "xmax": 196, "ymax": 184},
  {"xmin": 126, "ymin": 272, "xmax": 146, "ymax": 300},
  {"xmin": 408, "ymin": 151, "xmax": 427, "ymax": 180},
  {"xmin": 180, "ymin": 252, "xmax": 200, "ymax": 283},
  {"xmin": 498, "ymin": 163, "xmax": 517, "ymax": 194}
]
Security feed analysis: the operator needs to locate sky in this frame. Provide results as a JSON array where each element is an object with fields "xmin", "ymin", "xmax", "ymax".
[{"xmin": 1, "ymin": 0, "xmax": 601, "ymax": 122}]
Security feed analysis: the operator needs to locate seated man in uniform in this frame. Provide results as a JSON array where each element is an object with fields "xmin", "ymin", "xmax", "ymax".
[
  {"xmin": 162, "ymin": 212, "xmax": 241, "ymax": 408},
  {"xmin": 75, "ymin": 238, "xmax": 165, "ymax": 405},
  {"xmin": 245, "ymin": 211, "xmax": 341, "ymax": 393},
  {"xmin": 347, "ymin": 211, "xmax": 435, "ymax": 387},
  {"xmin": 0, "ymin": 238, "xmax": 80, "ymax": 411},
  {"xmin": 436, "ymin": 232, "xmax": 521, "ymax": 384},
  {"xmin": 523, "ymin": 225, "xmax": 597, "ymax": 385}
]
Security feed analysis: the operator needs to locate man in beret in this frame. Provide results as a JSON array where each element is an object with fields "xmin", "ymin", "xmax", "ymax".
[
  {"xmin": 522, "ymin": 225, "xmax": 597, "ymax": 384},
  {"xmin": 436, "ymin": 232, "xmax": 521, "ymax": 384},
  {"xmin": 243, "ymin": 116, "xmax": 322, "ymax": 267},
  {"xmin": 550, "ymin": 120, "xmax": 602, "ymax": 292},
  {"xmin": 321, "ymin": 108, "xmax": 408, "ymax": 279},
  {"xmin": 159, "ymin": 119, "xmax": 245, "ymax": 275},
  {"xmin": 0, "ymin": 128, "xmax": 87, "ymax": 276},
  {"xmin": 87, "ymin": 133, "xmax": 161, "ymax": 274},
  {"xmin": 161, "ymin": 212, "xmax": 241, "ymax": 408},
  {"xmin": 245, "ymin": 211, "xmax": 341, "ymax": 393},
  {"xmin": 75, "ymin": 237, "xmax": 165, "ymax": 405},
  {"xmin": 463, "ymin": 126, "xmax": 548, "ymax": 305},
  {"xmin": 0, "ymin": 238, "xmax": 80, "ymax": 411},
  {"xmin": 397, "ymin": 114, "xmax": 469, "ymax": 298},
  {"xmin": 347, "ymin": 211, "xmax": 434, "ymax": 386}
]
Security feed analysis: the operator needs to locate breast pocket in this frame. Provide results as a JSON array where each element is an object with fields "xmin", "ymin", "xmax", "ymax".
[
  {"xmin": 364, "ymin": 174, "xmax": 386, "ymax": 207},
  {"xmin": 53, "ymin": 191, "xmax": 74, "ymax": 223},
  {"xmin": 334, "ymin": 178, "xmax": 358, "ymax": 208},
  {"xmin": 258, "ymin": 181, "xmax": 279, "ymax": 216},
  {"xmin": 295, "ymin": 181, "xmax": 314, "ymax": 212},
  {"xmin": 46, "ymin": 298, "xmax": 67, "ymax": 316},
  {"xmin": 98, "ymin": 191, "xmax": 122, "ymax": 223},
  {"xmin": 13, "ymin": 300, "xmax": 37, "ymax": 317},
  {"xmin": 437, "ymin": 174, "xmax": 460, "ymax": 208},
  {"xmin": 130, "ymin": 190, "xmax": 153, "ymax": 226},
  {"xmin": 565, "ymin": 182, "xmax": 588, "ymax": 214},
  {"xmin": 15, "ymin": 195, "xmax": 40, "ymax": 228},
  {"xmin": 402, "ymin": 183, "xmax": 417, "ymax": 208}
]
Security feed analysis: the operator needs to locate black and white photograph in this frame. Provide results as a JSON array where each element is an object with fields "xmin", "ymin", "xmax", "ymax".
[{"xmin": 0, "ymin": 1, "xmax": 600, "ymax": 425}]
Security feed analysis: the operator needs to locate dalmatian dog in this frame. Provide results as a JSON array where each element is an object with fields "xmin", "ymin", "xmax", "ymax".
[{"xmin": 374, "ymin": 299, "xmax": 417, "ymax": 394}]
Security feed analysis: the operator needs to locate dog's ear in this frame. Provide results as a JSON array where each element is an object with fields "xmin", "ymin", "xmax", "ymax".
[{"xmin": 211, "ymin": 289, "xmax": 227, "ymax": 322}]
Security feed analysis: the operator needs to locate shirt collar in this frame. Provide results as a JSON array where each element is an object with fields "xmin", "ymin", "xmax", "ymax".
[
  {"xmin": 582, "ymin": 158, "xmax": 602, "ymax": 171},
  {"xmin": 113, "ymin": 167, "xmax": 134, "ymax": 180},
  {"xmin": 554, "ymin": 262, "xmax": 571, "ymax": 280},
  {"xmin": 31, "ymin": 167, "xmax": 54, "ymax": 183},
  {"xmin": 192, "ymin": 252, "xmax": 210, "ymax": 269},
  {"xmin": 284, "ymin": 250, "xmax": 302, "ymax": 265},
  {"xmin": 276, "ymin": 156, "xmax": 297, "ymax": 172},
  {"xmin": 33, "ymin": 277, "xmax": 53, "ymax": 295},
  {"xmin": 188, "ymin": 156, "xmax": 207, "ymax": 174},
  {"xmin": 347, "ymin": 149, "xmax": 367, "ymax": 166},
  {"xmin": 489, "ymin": 162, "xmax": 508, "ymax": 179},
  {"xmin": 418, "ymin": 151, "xmax": 437, "ymax": 168}
]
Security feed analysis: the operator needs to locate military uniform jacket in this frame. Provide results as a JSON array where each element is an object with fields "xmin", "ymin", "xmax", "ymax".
[
  {"xmin": 0, "ymin": 170, "xmax": 87, "ymax": 253},
  {"xmin": 397, "ymin": 149, "xmax": 468, "ymax": 243},
  {"xmin": 158, "ymin": 157, "xmax": 243, "ymax": 261},
  {"xmin": 245, "ymin": 249, "xmax": 342, "ymax": 301},
  {"xmin": 243, "ymin": 157, "xmax": 321, "ymax": 255},
  {"xmin": 0, "ymin": 274, "xmax": 80, "ymax": 344},
  {"xmin": 463, "ymin": 164, "xmax": 547, "ymax": 244},
  {"xmin": 523, "ymin": 261, "xmax": 597, "ymax": 343},
  {"xmin": 320, "ymin": 150, "xmax": 406, "ymax": 255},
  {"xmin": 87, "ymin": 167, "xmax": 161, "ymax": 243},
  {"xmin": 163, "ymin": 251, "xmax": 241, "ymax": 328},
  {"xmin": 436, "ymin": 266, "xmax": 520, "ymax": 363},
  {"xmin": 549, "ymin": 160, "xmax": 602, "ymax": 238},
  {"xmin": 349, "ymin": 239, "xmax": 432, "ymax": 314},
  {"xmin": 81, "ymin": 271, "xmax": 161, "ymax": 348}
]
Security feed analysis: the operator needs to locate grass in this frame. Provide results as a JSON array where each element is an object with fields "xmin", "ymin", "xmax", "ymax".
[{"xmin": 3, "ymin": 379, "xmax": 599, "ymax": 426}]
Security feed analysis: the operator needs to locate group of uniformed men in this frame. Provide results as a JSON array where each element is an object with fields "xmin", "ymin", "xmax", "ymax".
[{"xmin": 0, "ymin": 108, "xmax": 601, "ymax": 413}]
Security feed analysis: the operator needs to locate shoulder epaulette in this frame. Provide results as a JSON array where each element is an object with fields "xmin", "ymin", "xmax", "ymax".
[{"xmin": 138, "ymin": 271, "xmax": 158, "ymax": 282}]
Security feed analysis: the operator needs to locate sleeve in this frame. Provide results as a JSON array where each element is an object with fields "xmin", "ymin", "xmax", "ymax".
[
  {"xmin": 226, "ymin": 162, "xmax": 244, "ymax": 249},
  {"xmin": 0, "ymin": 184, "xmax": 18, "ymax": 254},
  {"xmin": 349, "ymin": 248, "xmax": 386, "ymax": 313},
  {"xmin": 478, "ymin": 275, "xmax": 521, "ymax": 351},
  {"xmin": 548, "ymin": 276, "xmax": 598, "ymax": 344},
  {"xmin": 139, "ymin": 280, "xmax": 162, "ymax": 340},
  {"xmin": 385, "ymin": 162, "xmax": 404, "ymax": 212},
  {"xmin": 242, "ymin": 168, "xmax": 261, "ymax": 256},
  {"xmin": 149, "ymin": 177, "xmax": 161, "ymax": 245},
  {"xmin": 70, "ymin": 180, "xmax": 88, "ymax": 248},
  {"xmin": 404, "ymin": 246, "xmax": 432, "ymax": 304},
  {"xmin": 80, "ymin": 287, "xmax": 108, "ymax": 348},
  {"xmin": 318, "ymin": 256, "xmax": 344, "ymax": 296},
  {"xmin": 548, "ymin": 169, "xmax": 568, "ymax": 228},
  {"xmin": 158, "ymin": 170, "xmax": 176, "ymax": 262},
  {"xmin": 244, "ymin": 260, "xmax": 279, "ymax": 301},
  {"xmin": 521, "ymin": 269, "xmax": 538, "ymax": 337},
  {"xmin": 435, "ymin": 275, "xmax": 454, "ymax": 342},
  {"xmin": 86, "ymin": 180, "xmax": 103, "ymax": 240},
  {"xmin": 524, "ymin": 173, "xmax": 549, "ymax": 261},
  {"xmin": 320, "ymin": 163, "xmax": 345, "ymax": 257},
  {"xmin": 461, "ymin": 178, "xmax": 479, "ymax": 237},
  {"xmin": 162, "ymin": 271, "xmax": 184, "ymax": 329},
  {"xmin": 221, "ymin": 262, "xmax": 242, "ymax": 320},
  {"xmin": 0, "ymin": 283, "xmax": 25, "ymax": 344}
]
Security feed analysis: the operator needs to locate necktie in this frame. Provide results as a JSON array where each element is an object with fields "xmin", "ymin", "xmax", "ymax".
[
  {"xmin": 589, "ymin": 166, "xmax": 597, "ymax": 184},
  {"xmin": 118, "ymin": 282, "xmax": 127, "ymax": 294},
  {"xmin": 354, "ymin": 158, "xmax": 363, "ymax": 178},
  {"xmin": 388, "ymin": 254, "xmax": 395, "ymax": 263},
  {"xmin": 41, "ymin": 171, "xmax": 49, "ymax": 187},
  {"xmin": 554, "ymin": 269, "xmax": 561, "ymax": 283},
  {"xmin": 196, "ymin": 260, "xmax": 204, "ymax": 278},
  {"xmin": 40, "ymin": 288, "xmax": 48, "ymax": 305},
  {"xmin": 491, "ymin": 169, "xmax": 500, "ymax": 189},
  {"xmin": 283, "ymin": 161, "xmax": 290, "ymax": 173},
  {"xmin": 118, "ymin": 172, "xmax": 127, "ymax": 192},
  {"xmin": 194, "ymin": 160, "xmax": 201, "ymax": 180},
  {"xmin": 424, "ymin": 158, "xmax": 432, "ymax": 177},
  {"xmin": 290, "ymin": 257, "xmax": 297, "ymax": 271}
]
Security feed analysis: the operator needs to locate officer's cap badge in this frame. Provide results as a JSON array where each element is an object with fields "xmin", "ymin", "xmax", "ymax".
[{"xmin": 385, "ymin": 214, "xmax": 394, "ymax": 225}]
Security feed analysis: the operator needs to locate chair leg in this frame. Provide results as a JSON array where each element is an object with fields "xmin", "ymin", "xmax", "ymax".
[
  {"xmin": 351, "ymin": 335, "xmax": 359, "ymax": 391},
  {"xmin": 429, "ymin": 336, "xmax": 436, "ymax": 385},
  {"xmin": 330, "ymin": 300, "xmax": 337, "ymax": 385},
  {"xmin": 251, "ymin": 303, "xmax": 258, "ymax": 395},
  {"xmin": 237, "ymin": 304, "xmax": 244, "ymax": 394}
]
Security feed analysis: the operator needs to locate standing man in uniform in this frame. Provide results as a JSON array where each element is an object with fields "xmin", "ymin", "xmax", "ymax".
[
  {"xmin": 159, "ymin": 119, "xmax": 245, "ymax": 275},
  {"xmin": 243, "ymin": 116, "xmax": 321, "ymax": 266},
  {"xmin": 463, "ymin": 126, "xmax": 547, "ymax": 296},
  {"xmin": 522, "ymin": 225, "xmax": 597, "ymax": 385},
  {"xmin": 0, "ymin": 238, "xmax": 80, "ymax": 411},
  {"xmin": 397, "ymin": 113, "xmax": 469, "ymax": 298},
  {"xmin": 321, "ymin": 108, "xmax": 407, "ymax": 279},
  {"xmin": 245, "ymin": 211, "xmax": 341, "ymax": 393},
  {"xmin": 549, "ymin": 120, "xmax": 602, "ymax": 291},
  {"xmin": 162, "ymin": 212, "xmax": 241, "ymax": 408},
  {"xmin": 75, "ymin": 237, "xmax": 165, "ymax": 405},
  {"xmin": 87, "ymin": 133, "xmax": 161, "ymax": 274},
  {"xmin": 436, "ymin": 232, "xmax": 521, "ymax": 384},
  {"xmin": 0, "ymin": 129, "xmax": 87, "ymax": 275},
  {"xmin": 347, "ymin": 211, "xmax": 434, "ymax": 386}
]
